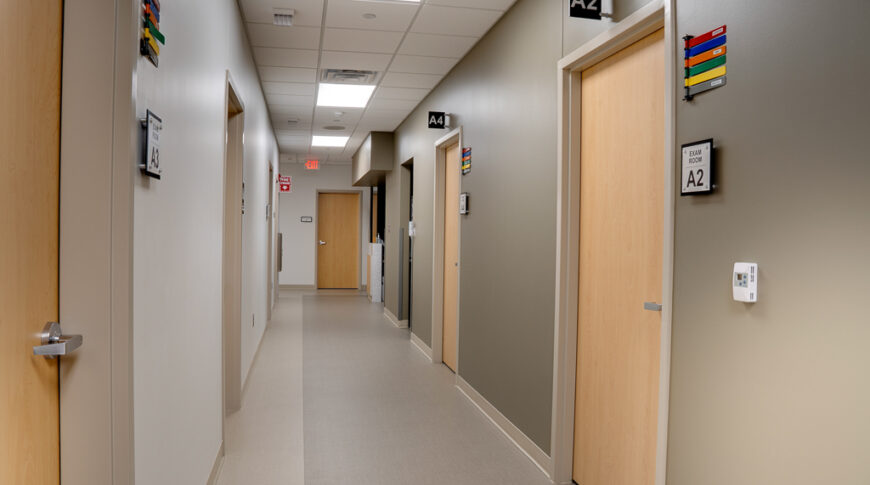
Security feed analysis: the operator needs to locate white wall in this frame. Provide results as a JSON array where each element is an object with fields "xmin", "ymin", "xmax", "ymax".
[
  {"xmin": 278, "ymin": 160, "xmax": 370, "ymax": 288},
  {"xmin": 131, "ymin": 0, "xmax": 278, "ymax": 482}
]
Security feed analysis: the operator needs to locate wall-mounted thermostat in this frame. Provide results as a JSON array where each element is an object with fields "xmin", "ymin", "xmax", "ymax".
[
  {"xmin": 732, "ymin": 262, "xmax": 758, "ymax": 302},
  {"xmin": 459, "ymin": 192, "xmax": 469, "ymax": 215}
]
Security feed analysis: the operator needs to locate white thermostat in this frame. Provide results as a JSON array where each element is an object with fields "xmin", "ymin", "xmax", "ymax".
[{"xmin": 732, "ymin": 262, "xmax": 758, "ymax": 303}]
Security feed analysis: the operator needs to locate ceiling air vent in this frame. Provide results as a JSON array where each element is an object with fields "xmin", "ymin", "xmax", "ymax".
[
  {"xmin": 320, "ymin": 69, "xmax": 379, "ymax": 85},
  {"xmin": 273, "ymin": 8, "xmax": 295, "ymax": 26}
]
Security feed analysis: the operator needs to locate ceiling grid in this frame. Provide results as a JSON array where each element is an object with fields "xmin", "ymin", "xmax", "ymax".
[{"xmin": 238, "ymin": 0, "xmax": 516, "ymax": 164}]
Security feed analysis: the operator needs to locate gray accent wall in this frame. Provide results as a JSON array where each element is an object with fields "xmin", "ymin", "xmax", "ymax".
[
  {"xmin": 384, "ymin": 0, "xmax": 656, "ymax": 454},
  {"xmin": 668, "ymin": 1, "xmax": 870, "ymax": 483}
]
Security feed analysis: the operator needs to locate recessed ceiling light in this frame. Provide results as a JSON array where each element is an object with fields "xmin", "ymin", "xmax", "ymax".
[
  {"xmin": 316, "ymin": 83, "xmax": 375, "ymax": 108},
  {"xmin": 312, "ymin": 135, "xmax": 349, "ymax": 148}
]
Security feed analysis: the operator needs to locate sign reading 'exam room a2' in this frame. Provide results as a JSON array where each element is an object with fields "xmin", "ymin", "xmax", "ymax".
[
  {"xmin": 681, "ymin": 139, "xmax": 714, "ymax": 195},
  {"xmin": 569, "ymin": 0, "xmax": 603, "ymax": 20}
]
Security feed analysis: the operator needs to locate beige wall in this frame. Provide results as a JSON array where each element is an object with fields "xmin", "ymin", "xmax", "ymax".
[
  {"xmin": 668, "ymin": 1, "xmax": 870, "ymax": 483},
  {"xmin": 277, "ymin": 160, "xmax": 370, "ymax": 288},
  {"xmin": 131, "ymin": 0, "xmax": 278, "ymax": 482}
]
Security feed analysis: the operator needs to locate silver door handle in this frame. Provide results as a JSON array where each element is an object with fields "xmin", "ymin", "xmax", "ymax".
[
  {"xmin": 643, "ymin": 302, "xmax": 662, "ymax": 312},
  {"xmin": 319, "ymin": 240, "xmax": 327, "ymax": 246},
  {"xmin": 33, "ymin": 322, "xmax": 83, "ymax": 358}
]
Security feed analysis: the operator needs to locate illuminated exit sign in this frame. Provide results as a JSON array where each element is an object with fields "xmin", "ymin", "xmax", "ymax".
[{"xmin": 305, "ymin": 159, "xmax": 320, "ymax": 170}]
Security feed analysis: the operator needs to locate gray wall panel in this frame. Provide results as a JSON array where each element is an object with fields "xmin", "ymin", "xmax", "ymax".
[{"xmin": 669, "ymin": 1, "xmax": 870, "ymax": 483}]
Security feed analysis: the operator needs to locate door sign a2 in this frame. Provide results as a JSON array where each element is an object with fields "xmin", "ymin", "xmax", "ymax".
[
  {"xmin": 569, "ymin": 0, "xmax": 603, "ymax": 20},
  {"xmin": 680, "ymin": 139, "xmax": 715, "ymax": 196}
]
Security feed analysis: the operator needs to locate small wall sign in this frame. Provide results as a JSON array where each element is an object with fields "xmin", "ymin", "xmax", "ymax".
[
  {"xmin": 569, "ymin": 0, "xmax": 603, "ymax": 20},
  {"xmin": 461, "ymin": 147, "xmax": 471, "ymax": 174},
  {"xmin": 428, "ymin": 111, "xmax": 446, "ymax": 129},
  {"xmin": 681, "ymin": 139, "xmax": 715, "ymax": 195},
  {"xmin": 300, "ymin": 216, "xmax": 313, "ymax": 223},
  {"xmin": 140, "ymin": 0, "xmax": 165, "ymax": 67},
  {"xmin": 683, "ymin": 25, "xmax": 727, "ymax": 101},
  {"xmin": 459, "ymin": 192, "xmax": 469, "ymax": 215},
  {"xmin": 140, "ymin": 110, "xmax": 162, "ymax": 179},
  {"xmin": 278, "ymin": 175, "xmax": 292, "ymax": 193}
]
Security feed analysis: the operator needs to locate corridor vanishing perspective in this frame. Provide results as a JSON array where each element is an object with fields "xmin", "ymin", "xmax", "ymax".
[{"xmin": 219, "ymin": 290, "xmax": 550, "ymax": 485}]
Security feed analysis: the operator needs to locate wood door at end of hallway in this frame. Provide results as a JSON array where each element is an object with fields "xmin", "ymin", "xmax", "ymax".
[
  {"xmin": 442, "ymin": 143, "xmax": 460, "ymax": 372},
  {"xmin": 0, "ymin": 1, "xmax": 63, "ymax": 483},
  {"xmin": 317, "ymin": 193, "xmax": 360, "ymax": 289},
  {"xmin": 573, "ymin": 28, "xmax": 665, "ymax": 485}
]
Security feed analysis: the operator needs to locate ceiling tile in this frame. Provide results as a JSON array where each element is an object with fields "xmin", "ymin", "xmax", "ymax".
[
  {"xmin": 399, "ymin": 32, "xmax": 477, "ymax": 58},
  {"xmin": 380, "ymin": 71, "xmax": 444, "ymax": 89},
  {"xmin": 426, "ymin": 0, "xmax": 516, "ymax": 10},
  {"xmin": 269, "ymin": 105, "xmax": 312, "ymax": 119},
  {"xmin": 262, "ymin": 82, "xmax": 316, "ymax": 96},
  {"xmin": 325, "ymin": 0, "xmax": 418, "ymax": 31},
  {"xmin": 240, "ymin": 0, "xmax": 324, "ymax": 27},
  {"xmin": 320, "ymin": 51, "xmax": 393, "ymax": 72},
  {"xmin": 246, "ymin": 24, "xmax": 321, "ymax": 50},
  {"xmin": 267, "ymin": 93, "xmax": 316, "ymax": 106},
  {"xmin": 323, "ymin": 28, "xmax": 404, "ymax": 54},
  {"xmin": 314, "ymin": 107, "xmax": 365, "ymax": 125},
  {"xmin": 259, "ymin": 66, "xmax": 317, "ymax": 83},
  {"xmin": 273, "ymin": 121, "xmax": 312, "ymax": 133},
  {"xmin": 411, "ymin": 5, "xmax": 501, "ymax": 37},
  {"xmin": 274, "ymin": 129, "xmax": 311, "ymax": 137},
  {"xmin": 375, "ymin": 87, "xmax": 429, "ymax": 101},
  {"xmin": 389, "ymin": 55, "xmax": 458, "ymax": 75},
  {"xmin": 368, "ymin": 97, "xmax": 419, "ymax": 111},
  {"xmin": 254, "ymin": 47, "xmax": 319, "ymax": 68}
]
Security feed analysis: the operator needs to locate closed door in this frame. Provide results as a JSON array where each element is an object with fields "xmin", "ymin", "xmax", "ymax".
[
  {"xmin": 317, "ymin": 193, "xmax": 360, "ymax": 289},
  {"xmin": 442, "ymin": 143, "xmax": 460, "ymax": 372},
  {"xmin": 573, "ymin": 29, "xmax": 664, "ymax": 485},
  {"xmin": 0, "ymin": 1, "xmax": 63, "ymax": 483}
]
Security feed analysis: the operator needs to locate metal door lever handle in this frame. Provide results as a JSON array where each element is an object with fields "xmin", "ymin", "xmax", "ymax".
[
  {"xmin": 643, "ymin": 302, "xmax": 662, "ymax": 312},
  {"xmin": 318, "ymin": 240, "xmax": 327, "ymax": 246},
  {"xmin": 33, "ymin": 322, "xmax": 83, "ymax": 358}
]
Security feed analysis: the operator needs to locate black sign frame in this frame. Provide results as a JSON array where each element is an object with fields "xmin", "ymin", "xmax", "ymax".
[
  {"xmin": 428, "ymin": 111, "xmax": 446, "ymax": 129},
  {"xmin": 569, "ymin": 0, "xmax": 602, "ymax": 20}
]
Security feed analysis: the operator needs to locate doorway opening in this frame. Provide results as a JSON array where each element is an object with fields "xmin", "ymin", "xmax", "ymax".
[
  {"xmin": 222, "ymin": 74, "xmax": 245, "ymax": 419},
  {"xmin": 431, "ymin": 128, "xmax": 462, "ymax": 372},
  {"xmin": 401, "ymin": 158, "xmax": 414, "ymax": 329},
  {"xmin": 266, "ymin": 162, "xmax": 275, "ymax": 321},
  {"xmin": 316, "ymin": 191, "xmax": 361, "ymax": 289}
]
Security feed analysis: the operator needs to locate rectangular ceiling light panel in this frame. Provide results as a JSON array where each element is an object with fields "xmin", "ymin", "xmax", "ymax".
[
  {"xmin": 312, "ymin": 135, "xmax": 350, "ymax": 147},
  {"xmin": 317, "ymin": 83, "xmax": 376, "ymax": 108}
]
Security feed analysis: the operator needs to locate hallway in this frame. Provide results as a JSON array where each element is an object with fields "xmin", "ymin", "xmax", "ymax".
[{"xmin": 218, "ymin": 290, "xmax": 551, "ymax": 485}]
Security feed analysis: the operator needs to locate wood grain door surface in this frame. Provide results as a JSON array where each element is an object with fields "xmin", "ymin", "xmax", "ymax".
[
  {"xmin": 317, "ymin": 193, "xmax": 360, "ymax": 289},
  {"xmin": 442, "ymin": 143, "xmax": 460, "ymax": 372},
  {"xmin": 573, "ymin": 28, "xmax": 665, "ymax": 485},
  {"xmin": 0, "ymin": 1, "xmax": 63, "ymax": 483}
]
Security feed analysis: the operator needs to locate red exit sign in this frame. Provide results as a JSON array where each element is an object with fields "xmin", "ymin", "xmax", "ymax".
[{"xmin": 305, "ymin": 159, "xmax": 319, "ymax": 170}]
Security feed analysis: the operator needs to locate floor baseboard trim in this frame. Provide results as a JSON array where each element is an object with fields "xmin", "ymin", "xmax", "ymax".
[
  {"xmin": 207, "ymin": 441, "xmax": 225, "ymax": 485},
  {"xmin": 410, "ymin": 331, "xmax": 433, "ymax": 362},
  {"xmin": 279, "ymin": 284, "xmax": 315, "ymax": 289},
  {"xmin": 383, "ymin": 307, "xmax": 409, "ymax": 329},
  {"xmin": 455, "ymin": 376, "xmax": 552, "ymax": 480}
]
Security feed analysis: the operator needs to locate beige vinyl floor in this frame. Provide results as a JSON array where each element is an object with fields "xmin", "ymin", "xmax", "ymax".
[{"xmin": 217, "ymin": 289, "xmax": 551, "ymax": 485}]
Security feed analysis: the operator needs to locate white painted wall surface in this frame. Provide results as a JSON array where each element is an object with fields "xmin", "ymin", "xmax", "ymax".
[
  {"xmin": 278, "ymin": 161, "xmax": 370, "ymax": 288},
  {"xmin": 132, "ymin": 0, "xmax": 278, "ymax": 482}
]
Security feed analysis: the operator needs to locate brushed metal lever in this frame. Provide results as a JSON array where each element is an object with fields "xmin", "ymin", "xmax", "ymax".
[
  {"xmin": 33, "ymin": 322, "xmax": 83, "ymax": 358},
  {"xmin": 643, "ymin": 302, "xmax": 662, "ymax": 312}
]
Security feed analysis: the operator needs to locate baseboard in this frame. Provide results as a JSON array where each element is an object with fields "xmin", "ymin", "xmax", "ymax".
[
  {"xmin": 410, "ymin": 331, "xmax": 433, "ymax": 362},
  {"xmin": 383, "ymin": 307, "xmax": 409, "ymax": 329},
  {"xmin": 455, "ymin": 376, "xmax": 552, "ymax": 480},
  {"xmin": 206, "ymin": 441, "xmax": 225, "ymax": 485},
  {"xmin": 279, "ymin": 284, "xmax": 315, "ymax": 289}
]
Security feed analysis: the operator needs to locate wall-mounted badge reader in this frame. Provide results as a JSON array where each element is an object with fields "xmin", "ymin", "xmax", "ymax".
[{"xmin": 732, "ymin": 262, "xmax": 758, "ymax": 303}]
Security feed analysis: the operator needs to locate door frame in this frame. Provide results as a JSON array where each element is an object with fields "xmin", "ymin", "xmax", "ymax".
[
  {"xmin": 549, "ymin": 2, "xmax": 676, "ymax": 484},
  {"xmin": 430, "ymin": 127, "xmax": 463, "ymax": 369},
  {"xmin": 314, "ymin": 189, "xmax": 364, "ymax": 290},
  {"xmin": 222, "ymin": 71, "xmax": 245, "ymax": 426},
  {"xmin": 59, "ymin": 0, "xmax": 138, "ymax": 482}
]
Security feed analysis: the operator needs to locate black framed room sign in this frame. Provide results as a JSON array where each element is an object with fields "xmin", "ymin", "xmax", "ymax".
[
  {"xmin": 680, "ymin": 138, "xmax": 714, "ymax": 195},
  {"xmin": 141, "ymin": 110, "xmax": 163, "ymax": 179}
]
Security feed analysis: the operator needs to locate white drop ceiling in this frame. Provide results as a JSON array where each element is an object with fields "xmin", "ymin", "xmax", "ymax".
[{"xmin": 239, "ymin": 0, "xmax": 516, "ymax": 165}]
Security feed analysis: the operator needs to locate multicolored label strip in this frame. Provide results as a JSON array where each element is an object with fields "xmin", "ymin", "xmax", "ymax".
[
  {"xmin": 683, "ymin": 25, "xmax": 726, "ymax": 100},
  {"xmin": 141, "ymin": 0, "xmax": 165, "ymax": 67},
  {"xmin": 461, "ymin": 147, "xmax": 471, "ymax": 174}
]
